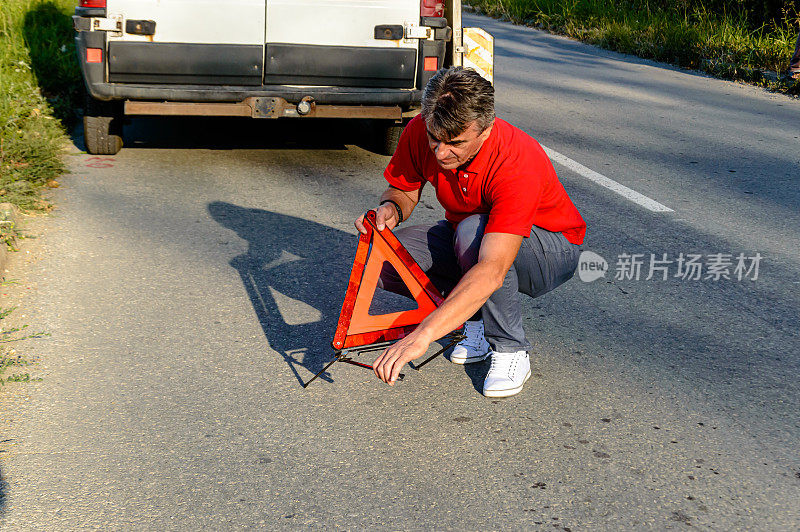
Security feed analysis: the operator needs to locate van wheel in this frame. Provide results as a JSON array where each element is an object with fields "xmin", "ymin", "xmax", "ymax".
[
  {"xmin": 379, "ymin": 122, "xmax": 404, "ymax": 156},
  {"xmin": 83, "ymin": 97, "xmax": 123, "ymax": 155}
]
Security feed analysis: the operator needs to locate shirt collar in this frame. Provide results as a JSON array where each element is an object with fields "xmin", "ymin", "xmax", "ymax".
[{"xmin": 459, "ymin": 118, "xmax": 498, "ymax": 178}]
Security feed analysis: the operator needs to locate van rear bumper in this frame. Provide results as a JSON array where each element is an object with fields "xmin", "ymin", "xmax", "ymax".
[
  {"xmin": 86, "ymin": 81, "xmax": 422, "ymax": 107},
  {"xmin": 123, "ymin": 99, "xmax": 416, "ymax": 120},
  {"xmin": 76, "ymin": 31, "xmax": 422, "ymax": 107}
]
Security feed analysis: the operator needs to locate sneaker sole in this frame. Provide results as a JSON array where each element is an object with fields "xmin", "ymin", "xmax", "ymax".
[
  {"xmin": 483, "ymin": 370, "xmax": 531, "ymax": 398},
  {"xmin": 449, "ymin": 352, "xmax": 490, "ymax": 365}
]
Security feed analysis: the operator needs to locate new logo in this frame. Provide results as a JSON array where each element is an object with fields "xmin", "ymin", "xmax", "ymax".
[{"xmin": 578, "ymin": 251, "xmax": 608, "ymax": 282}]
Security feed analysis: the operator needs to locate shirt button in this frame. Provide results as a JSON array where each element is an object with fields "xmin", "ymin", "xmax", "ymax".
[{"xmin": 462, "ymin": 187, "xmax": 467, "ymax": 192}]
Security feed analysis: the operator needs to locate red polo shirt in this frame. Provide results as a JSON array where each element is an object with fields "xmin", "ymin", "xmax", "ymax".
[{"xmin": 384, "ymin": 115, "xmax": 586, "ymax": 245}]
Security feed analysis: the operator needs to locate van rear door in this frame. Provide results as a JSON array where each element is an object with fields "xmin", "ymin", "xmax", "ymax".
[
  {"xmin": 264, "ymin": 0, "xmax": 420, "ymax": 88},
  {"xmin": 105, "ymin": 0, "xmax": 266, "ymax": 85}
]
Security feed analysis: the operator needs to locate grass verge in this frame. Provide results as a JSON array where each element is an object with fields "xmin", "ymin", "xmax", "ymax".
[
  {"xmin": 1, "ymin": 0, "xmax": 82, "ymax": 211},
  {"xmin": 465, "ymin": 0, "xmax": 799, "ymax": 94}
]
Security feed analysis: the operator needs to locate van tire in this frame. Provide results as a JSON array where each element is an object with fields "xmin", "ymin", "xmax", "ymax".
[
  {"xmin": 379, "ymin": 122, "xmax": 404, "ymax": 156},
  {"xmin": 84, "ymin": 97, "xmax": 123, "ymax": 155}
]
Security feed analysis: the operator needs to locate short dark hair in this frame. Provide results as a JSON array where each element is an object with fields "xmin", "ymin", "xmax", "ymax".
[{"xmin": 421, "ymin": 67, "xmax": 495, "ymax": 141}]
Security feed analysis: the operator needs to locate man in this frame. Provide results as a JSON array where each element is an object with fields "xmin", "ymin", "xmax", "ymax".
[{"xmin": 355, "ymin": 67, "xmax": 586, "ymax": 397}]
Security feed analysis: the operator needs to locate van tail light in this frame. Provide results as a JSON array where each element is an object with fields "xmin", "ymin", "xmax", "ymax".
[
  {"xmin": 80, "ymin": 0, "xmax": 106, "ymax": 7},
  {"xmin": 423, "ymin": 57, "xmax": 439, "ymax": 71},
  {"xmin": 86, "ymin": 48, "xmax": 103, "ymax": 63},
  {"xmin": 420, "ymin": 0, "xmax": 444, "ymax": 17}
]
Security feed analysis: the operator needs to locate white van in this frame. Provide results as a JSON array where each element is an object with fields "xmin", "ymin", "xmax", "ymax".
[{"xmin": 73, "ymin": 0, "xmax": 493, "ymax": 155}]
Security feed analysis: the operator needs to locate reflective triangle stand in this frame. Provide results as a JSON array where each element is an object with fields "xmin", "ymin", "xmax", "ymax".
[
  {"xmin": 303, "ymin": 210, "xmax": 464, "ymax": 388},
  {"xmin": 302, "ymin": 331, "xmax": 465, "ymax": 389}
]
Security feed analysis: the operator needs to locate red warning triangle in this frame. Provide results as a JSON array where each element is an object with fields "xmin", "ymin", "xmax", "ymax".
[{"xmin": 332, "ymin": 210, "xmax": 444, "ymax": 350}]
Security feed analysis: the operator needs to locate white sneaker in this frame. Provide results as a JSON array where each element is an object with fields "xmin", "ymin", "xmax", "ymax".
[
  {"xmin": 450, "ymin": 320, "xmax": 491, "ymax": 364},
  {"xmin": 482, "ymin": 350, "xmax": 531, "ymax": 398}
]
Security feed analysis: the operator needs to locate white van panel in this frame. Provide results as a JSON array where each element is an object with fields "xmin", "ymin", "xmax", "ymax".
[
  {"xmin": 107, "ymin": 0, "xmax": 265, "ymax": 45},
  {"xmin": 266, "ymin": 0, "xmax": 419, "ymax": 49}
]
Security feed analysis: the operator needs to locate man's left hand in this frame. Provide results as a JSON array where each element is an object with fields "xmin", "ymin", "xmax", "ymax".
[{"xmin": 373, "ymin": 334, "xmax": 430, "ymax": 385}]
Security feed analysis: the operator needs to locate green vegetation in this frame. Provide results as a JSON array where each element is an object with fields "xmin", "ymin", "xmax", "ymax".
[
  {"xmin": 466, "ymin": 0, "xmax": 799, "ymax": 93},
  {"xmin": 0, "ymin": 305, "xmax": 47, "ymax": 385},
  {"xmin": 0, "ymin": 203, "xmax": 23, "ymax": 251},
  {"xmin": 1, "ymin": 0, "xmax": 80, "ymax": 210},
  {"xmin": 0, "ymin": 222, "xmax": 20, "ymax": 252},
  {"xmin": 1, "ymin": 350, "xmax": 43, "ymax": 384}
]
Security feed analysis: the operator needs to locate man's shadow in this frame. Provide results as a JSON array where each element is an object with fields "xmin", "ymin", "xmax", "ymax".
[
  {"xmin": 209, "ymin": 202, "xmax": 358, "ymax": 385},
  {"xmin": 210, "ymin": 201, "xmax": 471, "ymax": 388}
]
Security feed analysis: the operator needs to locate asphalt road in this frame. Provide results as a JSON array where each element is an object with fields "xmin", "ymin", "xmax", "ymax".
[{"xmin": 1, "ymin": 12, "xmax": 799, "ymax": 530}]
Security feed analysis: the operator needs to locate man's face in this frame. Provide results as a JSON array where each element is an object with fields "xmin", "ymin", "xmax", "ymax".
[{"xmin": 426, "ymin": 120, "xmax": 493, "ymax": 170}]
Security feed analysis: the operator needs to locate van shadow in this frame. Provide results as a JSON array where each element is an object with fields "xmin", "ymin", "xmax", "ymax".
[
  {"xmin": 209, "ymin": 202, "xmax": 362, "ymax": 385},
  {"xmin": 70, "ymin": 115, "xmax": 385, "ymax": 153},
  {"xmin": 122, "ymin": 117, "xmax": 383, "ymax": 151}
]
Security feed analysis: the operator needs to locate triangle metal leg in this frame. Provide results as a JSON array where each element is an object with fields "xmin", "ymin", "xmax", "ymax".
[
  {"xmin": 304, "ymin": 331, "xmax": 464, "ymax": 388},
  {"xmin": 412, "ymin": 331, "xmax": 466, "ymax": 370},
  {"xmin": 302, "ymin": 351, "xmax": 344, "ymax": 388},
  {"xmin": 303, "ymin": 343, "xmax": 407, "ymax": 389}
]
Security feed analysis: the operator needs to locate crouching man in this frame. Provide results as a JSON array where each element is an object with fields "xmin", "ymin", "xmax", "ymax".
[{"xmin": 355, "ymin": 67, "xmax": 586, "ymax": 397}]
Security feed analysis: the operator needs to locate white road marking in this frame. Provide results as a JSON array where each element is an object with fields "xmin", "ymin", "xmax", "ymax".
[{"xmin": 541, "ymin": 145, "xmax": 674, "ymax": 213}]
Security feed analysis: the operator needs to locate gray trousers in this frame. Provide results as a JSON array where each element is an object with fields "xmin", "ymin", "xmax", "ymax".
[{"xmin": 379, "ymin": 214, "xmax": 582, "ymax": 352}]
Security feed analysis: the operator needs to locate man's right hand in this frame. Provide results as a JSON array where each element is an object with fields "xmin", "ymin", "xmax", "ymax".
[{"xmin": 354, "ymin": 203, "xmax": 398, "ymax": 234}]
